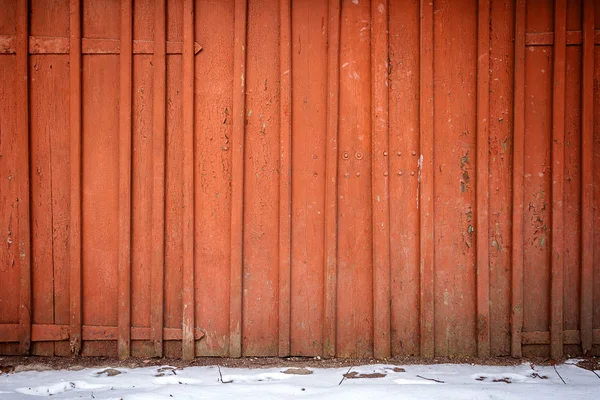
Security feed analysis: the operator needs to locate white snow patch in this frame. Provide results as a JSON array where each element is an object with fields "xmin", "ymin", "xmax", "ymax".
[{"xmin": 0, "ymin": 361, "xmax": 598, "ymax": 400}]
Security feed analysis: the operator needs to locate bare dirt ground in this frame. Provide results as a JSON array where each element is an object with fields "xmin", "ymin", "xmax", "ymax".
[{"xmin": 2, "ymin": 355, "xmax": 596, "ymax": 373}]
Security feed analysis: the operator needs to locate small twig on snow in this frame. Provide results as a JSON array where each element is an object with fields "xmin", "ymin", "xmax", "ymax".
[
  {"xmin": 339, "ymin": 367, "xmax": 352, "ymax": 385},
  {"xmin": 416, "ymin": 375, "xmax": 445, "ymax": 383},
  {"xmin": 217, "ymin": 365, "xmax": 233, "ymax": 384},
  {"xmin": 553, "ymin": 365, "xmax": 566, "ymax": 385}
]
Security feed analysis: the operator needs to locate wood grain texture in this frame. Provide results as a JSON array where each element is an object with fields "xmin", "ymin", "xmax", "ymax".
[
  {"xmin": 511, "ymin": 0, "xmax": 526, "ymax": 359},
  {"xmin": 229, "ymin": 0, "xmax": 247, "ymax": 358},
  {"xmin": 278, "ymin": 0, "xmax": 292, "ymax": 358},
  {"xmin": 371, "ymin": 0, "xmax": 391, "ymax": 360},
  {"xmin": 580, "ymin": 0, "xmax": 595, "ymax": 355},
  {"xmin": 476, "ymin": 0, "xmax": 491, "ymax": 358},
  {"xmin": 181, "ymin": 0, "xmax": 195, "ymax": 361},
  {"xmin": 16, "ymin": 0, "xmax": 31, "ymax": 356},
  {"xmin": 551, "ymin": 0, "xmax": 566, "ymax": 361},
  {"xmin": 151, "ymin": 0, "xmax": 166, "ymax": 358},
  {"xmin": 419, "ymin": 0, "xmax": 434, "ymax": 359},
  {"xmin": 118, "ymin": 0, "xmax": 133, "ymax": 360},
  {"xmin": 323, "ymin": 0, "xmax": 341, "ymax": 359}
]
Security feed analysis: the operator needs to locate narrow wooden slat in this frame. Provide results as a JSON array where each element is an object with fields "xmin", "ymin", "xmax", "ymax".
[
  {"xmin": 419, "ymin": 0, "xmax": 435, "ymax": 359},
  {"xmin": 69, "ymin": 0, "xmax": 82, "ymax": 357},
  {"xmin": 229, "ymin": 0, "xmax": 247, "ymax": 358},
  {"xmin": 0, "ymin": 36, "xmax": 202, "ymax": 55},
  {"xmin": 117, "ymin": 0, "xmax": 133, "ymax": 360},
  {"xmin": 371, "ymin": 0, "xmax": 391, "ymax": 360},
  {"xmin": 580, "ymin": 0, "xmax": 595, "ymax": 355},
  {"xmin": 31, "ymin": 325, "xmax": 70, "ymax": 342},
  {"xmin": 181, "ymin": 0, "xmax": 195, "ymax": 361},
  {"xmin": 323, "ymin": 0, "xmax": 341, "ymax": 359},
  {"xmin": 550, "ymin": 0, "xmax": 566, "ymax": 361},
  {"xmin": 476, "ymin": 0, "xmax": 491, "ymax": 358},
  {"xmin": 278, "ymin": 0, "xmax": 292, "ymax": 358},
  {"xmin": 151, "ymin": 0, "xmax": 167, "ymax": 359},
  {"xmin": 511, "ymin": 0, "xmax": 526, "ymax": 359},
  {"xmin": 16, "ymin": 0, "xmax": 31, "ymax": 356}
]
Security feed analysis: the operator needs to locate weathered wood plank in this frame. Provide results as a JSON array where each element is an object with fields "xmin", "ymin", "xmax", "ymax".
[
  {"xmin": 278, "ymin": 0, "xmax": 292, "ymax": 358},
  {"xmin": 550, "ymin": 0, "xmax": 566, "ymax": 361},
  {"xmin": 151, "ymin": 0, "xmax": 167, "ymax": 359},
  {"xmin": 476, "ymin": 0, "xmax": 491, "ymax": 358},
  {"xmin": 181, "ymin": 0, "xmax": 195, "ymax": 361},
  {"xmin": 229, "ymin": 0, "xmax": 247, "ymax": 358},
  {"xmin": 371, "ymin": 0, "xmax": 391, "ymax": 360},
  {"xmin": 511, "ymin": 0, "xmax": 526, "ymax": 359},
  {"xmin": 323, "ymin": 0, "xmax": 341, "ymax": 359},
  {"xmin": 580, "ymin": 0, "xmax": 594, "ymax": 355},
  {"xmin": 419, "ymin": 0, "xmax": 435, "ymax": 359}
]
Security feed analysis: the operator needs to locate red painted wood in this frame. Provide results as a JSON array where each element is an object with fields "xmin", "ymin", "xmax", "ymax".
[
  {"xmin": 389, "ymin": 0, "xmax": 420, "ymax": 358},
  {"xmin": 194, "ymin": 0, "xmax": 234, "ymax": 357},
  {"xmin": 16, "ymin": 0, "xmax": 31, "ymax": 356},
  {"xmin": 163, "ymin": 0, "xmax": 184, "ymax": 360},
  {"xmin": 1, "ymin": 0, "xmax": 600, "ymax": 360},
  {"xmin": 476, "ymin": 0, "xmax": 491, "ymax": 358},
  {"xmin": 118, "ymin": 0, "xmax": 133, "ymax": 360},
  {"xmin": 580, "ymin": 0, "xmax": 595, "ymax": 355},
  {"xmin": 563, "ymin": 1, "xmax": 583, "ymax": 358},
  {"xmin": 0, "ymin": 1, "xmax": 19, "ymax": 357},
  {"xmin": 419, "ymin": 0, "xmax": 435, "ymax": 359},
  {"xmin": 489, "ymin": 0, "xmax": 514, "ymax": 358},
  {"xmin": 523, "ymin": 0, "xmax": 553, "ymax": 359},
  {"xmin": 150, "ymin": 0, "xmax": 166, "ymax": 358},
  {"xmin": 371, "ymin": 0, "xmax": 391, "ymax": 360},
  {"xmin": 551, "ymin": 0, "xmax": 566, "ymax": 360},
  {"xmin": 181, "ymin": 0, "xmax": 195, "ymax": 361},
  {"xmin": 289, "ymin": 0, "xmax": 327, "ymax": 357},
  {"xmin": 29, "ymin": 0, "xmax": 69, "ymax": 357},
  {"xmin": 511, "ymin": 0, "xmax": 526, "ymax": 359},
  {"xmin": 229, "ymin": 0, "xmax": 247, "ymax": 358},
  {"xmin": 69, "ymin": 0, "xmax": 82, "ymax": 356},
  {"xmin": 337, "ymin": 0, "xmax": 373, "ymax": 358},
  {"xmin": 433, "ymin": 0, "xmax": 478, "ymax": 358},
  {"xmin": 278, "ymin": 0, "xmax": 292, "ymax": 358},
  {"xmin": 242, "ymin": 0, "xmax": 281, "ymax": 357},
  {"xmin": 323, "ymin": 0, "xmax": 340, "ymax": 359}
]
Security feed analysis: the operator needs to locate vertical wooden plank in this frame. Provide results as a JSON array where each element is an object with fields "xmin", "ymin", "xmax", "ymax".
[
  {"xmin": 337, "ymin": 0, "xmax": 373, "ymax": 358},
  {"xmin": 229, "ymin": 0, "xmax": 247, "ymax": 359},
  {"xmin": 182, "ymin": 0, "xmax": 195, "ymax": 361},
  {"xmin": 193, "ymin": 1, "xmax": 234, "ymax": 358},
  {"xmin": 580, "ymin": 0, "xmax": 594, "ymax": 355},
  {"xmin": 323, "ymin": 0, "xmax": 340, "ymax": 359},
  {"xmin": 118, "ymin": 0, "xmax": 133, "ymax": 360},
  {"xmin": 551, "ymin": 0, "xmax": 566, "ymax": 360},
  {"xmin": 488, "ymin": 0, "xmax": 515, "ymax": 357},
  {"xmin": 511, "ymin": 0, "xmax": 525, "ymax": 359},
  {"xmin": 388, "ymin": 0, "xmax": 420, "ymax": 358},
  {"xmin": 69, "ymin": 0, "xmax": 82, "ymax": 356},
  {"xmin": 163, "ymin": 0, "xmax": 184, "ymax": 358},
  {"xmin": 371, "ymin": 0, "xmax": 391, "ymax": 360},
  {"xmin": 278, "ymin": 0, "xmax": 292, "ymax": 358},
  {"xmin": 419, "ymin": 0, "xmax": 434, "ymax": 359},
  {"xmin": 151, "ymin": 0, "xmax": 166, "ymax": 358},
  {"xmin": 243, "ymin": 0, "xmax": 280, "ymax": 356},
  {"xmin": 16, "ymin": 0, "xmax": 31, "ymax": 356},
  {"xmin": 476, "ymin": 0, "xmax": 491, "ymax": 358},
  {"xmin": 433, "ymin": 0, "xmax": 478, "ymax": 357},
  {"xmin": 289, "ymin": 0, "xmax": 328, "ymax": 357}
]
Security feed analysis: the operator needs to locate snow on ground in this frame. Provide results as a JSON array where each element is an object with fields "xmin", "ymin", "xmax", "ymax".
[{"xmin": 1, "ymin": 360, "xmax": 599, "ymax": 399}]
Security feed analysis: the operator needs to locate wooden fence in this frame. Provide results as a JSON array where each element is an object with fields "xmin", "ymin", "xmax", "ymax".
[{"xmin": 0, "ymin": 0, "xmax": 599, "ymax": 359}]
